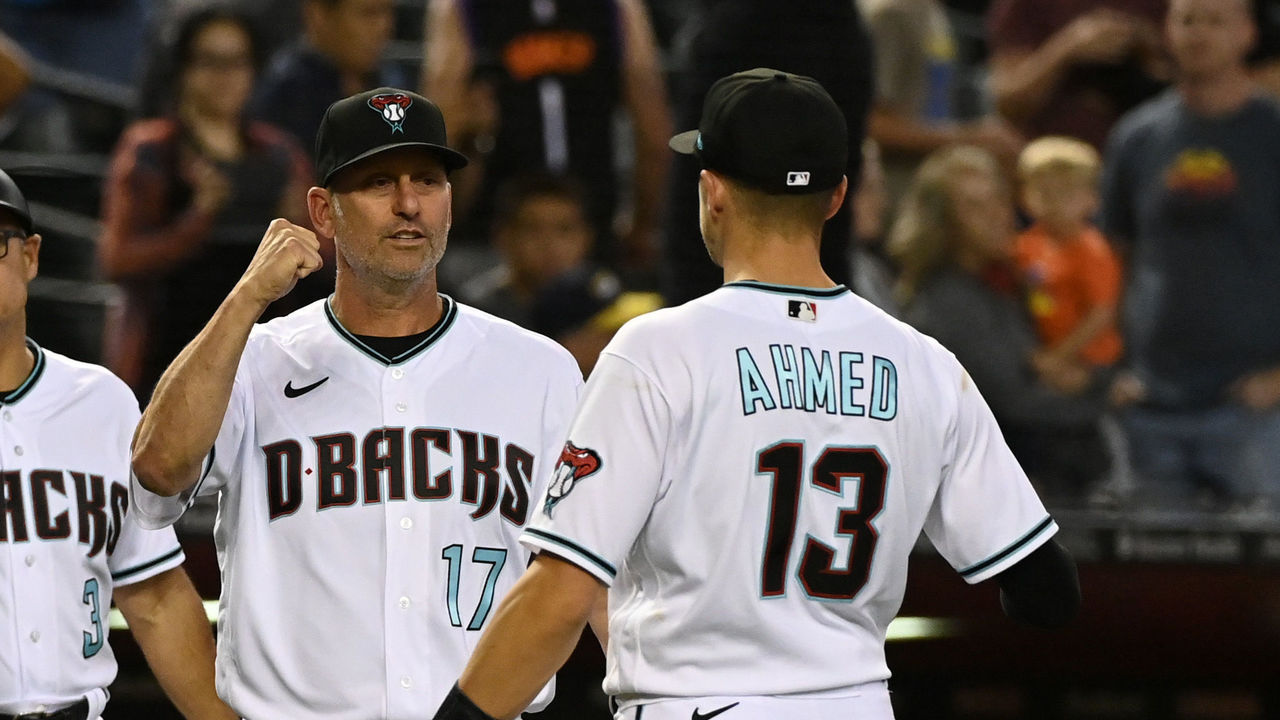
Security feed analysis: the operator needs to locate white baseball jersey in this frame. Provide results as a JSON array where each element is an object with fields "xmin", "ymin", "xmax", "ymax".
[
  {"xmin": 131, "ymin": 297, "xmax": 582, "ymax": 720},
  {"xmin": 522, "ymin": 281, "xmax": 1057, "ymax": 706},
  {"xmin": 2, "ymin": 341, "xmax": 185, "ymax": 716}
]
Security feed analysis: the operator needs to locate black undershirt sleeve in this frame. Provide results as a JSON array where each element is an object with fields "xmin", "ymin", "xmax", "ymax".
[{"xmin": 995, "ymin": 539, "xmax": 1081, "ymax": 628}]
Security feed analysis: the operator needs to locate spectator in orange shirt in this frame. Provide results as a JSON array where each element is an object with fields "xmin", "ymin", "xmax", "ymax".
[{"xmin": 1014, "ymin": 136, "xmax": 1123, "ymax": 396}]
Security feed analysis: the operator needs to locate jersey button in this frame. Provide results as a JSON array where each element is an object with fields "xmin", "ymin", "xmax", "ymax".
[
  {"xmin": 13, "ymin": 446, "xmax": 22, "ymax": 456},
  {"xmin": 400, "ymin": 675, "xmax": 412, "ymax": 689},
  {"xmin": 29, "ymin": 630, "xmax": 39, "ymax": 642},
  {"xmin": 2, "ymin": 410, "xmax": 11, "ymax": 421},
  {"xmin": 399, "ymin": 596, "xmax": 410, "ymax": 609},
  {"xmin": 24, "ymin": 555, "xmax": 34, "ymax": 566},
  {"xmin": 392, "ymin": 368, "xmax": 404, "ymax": 379},
  {"xmin": 395, "ymin": 402, "xmax": 407, "ymax": 413},
  {"xmin": 400, "ymin": 517, "xmax": 412, "ymax": 530}
]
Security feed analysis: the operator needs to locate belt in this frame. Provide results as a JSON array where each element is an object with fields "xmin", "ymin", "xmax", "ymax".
[{"xmin": 0, "ymin": 699, "xmax": 90, "ymax": 720}]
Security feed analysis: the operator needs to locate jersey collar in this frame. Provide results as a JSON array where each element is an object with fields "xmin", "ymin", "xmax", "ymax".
[
  {"xmin": 722, "ymin": 280, "xmax": 851, "ymax": 298},
  {"xmin": 1, "ymin": 338, "xmax": 46, "ymax": 405},
  {"xmin": 323, "ymin": 294, "xmax": 459, "ymax": 366}
]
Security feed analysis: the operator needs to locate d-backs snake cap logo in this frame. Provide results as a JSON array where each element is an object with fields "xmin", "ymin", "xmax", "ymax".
[
  {"xmin": 368, "ymin": 92, "xmax": 413, "ymax": 133},
  {"xmin": 543, "ymin": 441, "xmax": 602, "ymax": 517}
]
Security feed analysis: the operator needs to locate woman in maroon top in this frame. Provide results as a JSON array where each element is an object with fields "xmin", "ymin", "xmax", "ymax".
[{"xmin": 98, "ymin": 6, "xmax": 325, "ymax": 397}]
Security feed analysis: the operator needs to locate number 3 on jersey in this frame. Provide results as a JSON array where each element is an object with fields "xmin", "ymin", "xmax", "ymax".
[
  {"xmin": 756, "ymin": 443, "xmax": 887, "ymax": 600},
  {"xmin": 82, "ymin": 578, "xmax": 104, "ymax": 658}
]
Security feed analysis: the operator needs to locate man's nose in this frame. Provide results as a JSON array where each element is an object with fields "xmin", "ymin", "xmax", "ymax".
[{"xmin": 392, "ymin": 177, "xmax": 420, "ymax": 217}]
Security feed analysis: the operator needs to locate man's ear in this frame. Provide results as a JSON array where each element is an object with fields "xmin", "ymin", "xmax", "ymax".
[
  {"xmin": 21, "ymin": 233, "xmax": 40, "ymax": 282},
  {"xmin": 308, "ymin": 187, "xmax": 337, "ymax": 240},
  {"xmin": 825, "ymin": 177, "xmax": 849, "ymax": 222},
  {"xmin": 700, "ymin": 170, "xmax": 728, "ymax": 219}
]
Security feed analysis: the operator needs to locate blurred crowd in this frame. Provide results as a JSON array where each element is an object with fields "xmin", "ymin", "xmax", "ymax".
[{"xmin": 3, "ymin": 0, "xmax": 1280, "ymax": 517}]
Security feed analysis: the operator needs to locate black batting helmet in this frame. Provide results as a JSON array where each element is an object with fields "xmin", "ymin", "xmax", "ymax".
[{"xmin": 0, "ymin": 169, "xmax": 33, "ymax": 235}]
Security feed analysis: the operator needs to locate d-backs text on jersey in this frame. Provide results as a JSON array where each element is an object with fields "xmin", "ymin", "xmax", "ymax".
[
  {"xmin": 262, "ymin": 427, "xmax": 536, "ymax": 525},
  {"xmin": 1, "ymin": 470, "xmax": 129, "ymax": 555},
  {"xmin": 737, "ymin": 344, "xmax": 898, "ymax": 419}
]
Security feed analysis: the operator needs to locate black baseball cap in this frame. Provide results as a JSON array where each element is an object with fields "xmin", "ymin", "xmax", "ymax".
[
  {"xmin": 315, "ymin": 87, "xmax": 469, "ymax": 187},
  {"xmin": 669, "ymin": 68, "xmax": 847, "ymax": 194},
  {"xmin": 0, "ymin": 169, "xmax": 33, "ymax": 235}
]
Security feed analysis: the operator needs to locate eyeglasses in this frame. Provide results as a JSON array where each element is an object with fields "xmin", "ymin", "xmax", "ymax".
[{"xmin": 0, "ymin": 229, "xmax": 28, "ymax": 259}]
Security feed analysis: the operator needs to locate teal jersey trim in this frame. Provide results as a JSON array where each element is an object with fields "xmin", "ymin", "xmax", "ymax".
[
  {"xmin": 111, "ymin": 547, "xmax": 184, "ymax": 582},
  {"xmin": 959, "ymin": 516, "xmax": 1056, "ymax": 579},
  {"xmin": 1, "ymin": 338, "xmax": 46, "ymax": 405},
  {"xmin": 524, "ymin": 528, "xmax": 617, "ymax": 579},
  {"xmin": 324, "ymin": 294, "xmax": 458, "ymax": 366},
  {"xmin": 723, "ymin": 281, "xmax": 851, "ymax": 299}
]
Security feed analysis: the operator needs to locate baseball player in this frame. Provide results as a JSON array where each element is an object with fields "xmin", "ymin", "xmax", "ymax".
[
  {"xmin": 0, "ymin": 169, "xmax": 232, "ymax": 720},
  {"xmin": 432, "ymin": 69, "xmax": 1081, "ymax": 720},
  {"xmin": 128, "ymin": 89, "xmax": 586, "ymax": 719}
]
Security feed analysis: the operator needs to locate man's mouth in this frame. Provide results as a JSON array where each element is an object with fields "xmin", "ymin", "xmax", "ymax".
[{"xmin": 387, "ymin": 229, "xmax": 425, "ymax": 241}]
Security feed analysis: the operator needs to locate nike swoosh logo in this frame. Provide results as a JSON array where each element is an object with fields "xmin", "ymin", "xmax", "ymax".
[
  {"xmin": 284, "ymin": 377, "xmax": 330, "ymax": 398},
  {"xmin": 691, "ymin": 702, "xmax": 739, "ymax": 720}
]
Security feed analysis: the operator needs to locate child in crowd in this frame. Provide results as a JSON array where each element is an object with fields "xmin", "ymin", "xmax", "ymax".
[{"xmin": 1014, "ymin": 136, "xmax": 1123, "ymax": 395}]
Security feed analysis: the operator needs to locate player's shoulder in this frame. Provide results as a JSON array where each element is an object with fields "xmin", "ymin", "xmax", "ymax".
[
  {"xmin": 247, "ymin": 298, "xmax": 330, "ymax": 347},
  {"xmin": 37, "ymin": 346, "xmax": 139, "ymax": 407},
  {"xmin": 452, "ymin": 301, "xmax": 583, "ymax": 375},
  {"xmin": 848, "ymin": 294, "xmax": 969, "ymax": 399}
]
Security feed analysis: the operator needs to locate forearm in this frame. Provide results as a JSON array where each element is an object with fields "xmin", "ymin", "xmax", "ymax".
[
  {"xmin": 99, "ymin": 207, "xmax": 215, "ymax": 280},
  {"xmin": 587, "ymin": 586, "xmax": 609, "ymax": 652},
  {"xmin": 629, "ymin": 137, "xmax": 669, "ymax": 239},
  {"xmin": 456, "ymin": 555, "xmax": 600, "ymax": 719},
  {"xmin": 990, "ymin": 40, "xmax": 1076, "ymax": 124},
  {"xmin": 620, "ymin": 0, "xmax": 672, "ymax": 238},
  {"xmin": 868, "ymin": 108, "xmax": 963, "ymax": 156},
  {"xmin": 423, "ymin": 0, "xmax": 472, "ymax": 132},
  {"xmin": 115, "ymin": 569, "xmax": 237, "ymax": 719},
  {"xmin": 132, "ymin": 287, "xmax": 264, "ymax": 496}
]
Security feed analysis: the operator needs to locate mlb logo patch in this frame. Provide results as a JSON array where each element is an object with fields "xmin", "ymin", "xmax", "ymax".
[
  {"xmin": 788, "ymin": 300, "xmax": 817, "ymax": 322},
  {"xmin": 786, "ymin": 171, "xmax": 811, "ymax": 187}
]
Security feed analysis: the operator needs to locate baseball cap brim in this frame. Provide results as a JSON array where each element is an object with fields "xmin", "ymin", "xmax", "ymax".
[
  {"xmin": 323, "ymin": 141, "xmax": 469, "ymax": 186},
  {"xmin": 669, "ymin": 130, "xmax": 700, "ymax": 155}
]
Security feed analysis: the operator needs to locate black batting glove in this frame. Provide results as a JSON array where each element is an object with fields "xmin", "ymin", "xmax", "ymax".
[{"xmin": 432, "ymin": 683, "xmax": 499, "ymax": 720}]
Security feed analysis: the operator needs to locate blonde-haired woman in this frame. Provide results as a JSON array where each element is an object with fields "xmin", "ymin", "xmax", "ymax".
[{"xmin": 891, "ymin": 145, "xmax": 1109, "ymax": 499}]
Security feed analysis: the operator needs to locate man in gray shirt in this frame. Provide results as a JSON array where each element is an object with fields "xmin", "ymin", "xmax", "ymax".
[{"xmin": 1101, "ymin": 0, "xmax": 1280, "ymax": 510}]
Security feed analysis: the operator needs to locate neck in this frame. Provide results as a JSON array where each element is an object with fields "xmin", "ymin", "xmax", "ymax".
[
  {"xmin": 180, "ymin": 106, "xmax": 243, "ymax": 158},
  {"xmin": 720, "ymin": 228, "xmax": 835, "ymax": 289},
  {"xmin": 0, "ymin": 320, "xmax": 34, "ymax": 392},
  {"xmin": 331, "ymin": 269, "xmax": 443, "ymax": 337},
  {"xmin": 1179, "ymin": 69, "xmax": 1255, "ymax": 115}
]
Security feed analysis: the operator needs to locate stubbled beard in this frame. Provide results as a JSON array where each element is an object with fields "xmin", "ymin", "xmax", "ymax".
[{"xmin": 341, "ymin": 226, "xmax": 448, "ymax": 285}]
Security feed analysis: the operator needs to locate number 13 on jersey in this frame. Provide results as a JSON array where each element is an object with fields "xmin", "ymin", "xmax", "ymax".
[{"xmin": 756, "ymin": 443, "xmax": 887, "ymax": 601}]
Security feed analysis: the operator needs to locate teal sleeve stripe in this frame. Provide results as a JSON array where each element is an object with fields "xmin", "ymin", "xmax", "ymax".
[
  {"xmin": 111, "ymin": 547, "xmax": 184, "ymax": 582},
  {"xmin": 524, "ymin": 528, "xmax": 617, "ymax": 578},
  {"xmin": 959, "ymin": 516, "xmax": 1055, "ymax": 579}
]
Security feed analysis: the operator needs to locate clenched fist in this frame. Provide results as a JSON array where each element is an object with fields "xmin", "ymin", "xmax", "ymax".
[{"xmin": 233, "ymin": 218, "xmax": 324, "ymax": 312}]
